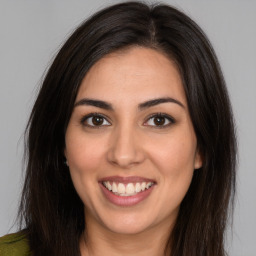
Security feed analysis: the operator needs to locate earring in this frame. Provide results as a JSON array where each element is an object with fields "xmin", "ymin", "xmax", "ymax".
[{"xmin": 64, "ymin": 159, "xmax": 69, "ymax": 166}]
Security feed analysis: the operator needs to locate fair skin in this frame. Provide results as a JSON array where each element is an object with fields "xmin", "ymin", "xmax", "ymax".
[{"xmin": 65, "ymin": 47, "xmax": 202, "ymax": 256}]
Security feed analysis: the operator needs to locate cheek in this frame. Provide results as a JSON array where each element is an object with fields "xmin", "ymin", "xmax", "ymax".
[
  {"xmin": 151, "ymin": 135, "xmax": 196, "ymax": 211},
  {"xmin": 151, "ymin": 136, "xmax": 196, "ymax": 173},
  {"xmin": 146, "ymin": 128, "xmax": 197, "ymax": 193},
  {"xmin": 65, "ymin": 133, "xmax": 107, "ymax": 205},
  {"xmin": 66, "ymin": 134, "xmax": 106, "ymax": 174}
]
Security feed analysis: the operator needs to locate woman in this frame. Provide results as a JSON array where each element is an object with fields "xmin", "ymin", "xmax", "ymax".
[{"xmin": 0, "ymin": 1, "xmax": 236, "ymax": 255}]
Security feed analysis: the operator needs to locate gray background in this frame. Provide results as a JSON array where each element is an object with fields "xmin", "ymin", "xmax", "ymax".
[{"xmin": 0, "ymin": 1, "xmax": 255, "ymax": 255}]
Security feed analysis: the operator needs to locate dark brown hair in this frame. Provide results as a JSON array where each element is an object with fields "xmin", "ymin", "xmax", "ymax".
[{"xmin": 18, "ymin": 2, "xmax": 237, "ymax": 255}]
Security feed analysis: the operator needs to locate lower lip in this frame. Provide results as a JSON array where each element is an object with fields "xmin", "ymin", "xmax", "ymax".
[{"xmin": 99, "ymin": 183, "xmax": 155, "ymax": 207}]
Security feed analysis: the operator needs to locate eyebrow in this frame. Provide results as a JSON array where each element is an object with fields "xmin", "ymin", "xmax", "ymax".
[
  {"xmin": 138, "ymin": 97, "xmax": 185, "ymax": 110},
  {"xmin": 74, "ymin": 98, "xmax": 114, "ymax": 110},
  {"xmin": 74, "ymin": 97, "xmax": 185, "ymax": 110}
]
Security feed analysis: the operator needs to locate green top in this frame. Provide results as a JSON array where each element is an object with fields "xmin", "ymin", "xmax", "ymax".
[{"xmin": 0, "ymin": 232, "xmax": 31, "ymax": 256}]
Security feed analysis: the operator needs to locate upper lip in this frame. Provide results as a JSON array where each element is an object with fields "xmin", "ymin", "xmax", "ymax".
[{"xmin": 99, "ymin": 176, "xmax": 156, "ymax": 184}]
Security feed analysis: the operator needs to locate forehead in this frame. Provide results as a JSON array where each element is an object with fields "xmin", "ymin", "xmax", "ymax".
[{"xmin": 76, "ymin": 47, "xmax": 186, "ymax": 106}]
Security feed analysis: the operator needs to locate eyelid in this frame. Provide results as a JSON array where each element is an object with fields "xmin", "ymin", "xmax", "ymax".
[
  {"xmin": 80, "ymin": 112, "xmax": 111, "ymax": 128},
  {"xmin": 143, "ymin": 113, "xmax": 175, "ymax": 128},
  {"xmin": 80, "ymin": 112, "xmax": 175, "ymax": 129}
]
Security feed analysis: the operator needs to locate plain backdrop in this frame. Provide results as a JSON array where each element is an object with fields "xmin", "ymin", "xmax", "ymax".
[{"xmin": 0, "ymin": 1, "xmax": 255, "ymax": 255}]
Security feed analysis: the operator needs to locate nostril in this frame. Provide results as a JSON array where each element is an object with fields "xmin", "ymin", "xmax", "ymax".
[{"xmin": 107, "ymin": 145, "xmax": 145, "ymax": 168}]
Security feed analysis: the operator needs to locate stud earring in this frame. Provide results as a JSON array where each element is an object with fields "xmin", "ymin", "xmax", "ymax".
[{"xmin": 64, "ymin": 159, "xmax": 69, "ymax": 166}]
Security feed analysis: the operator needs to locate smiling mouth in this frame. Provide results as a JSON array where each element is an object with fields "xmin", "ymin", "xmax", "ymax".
[
  {"xmin": 102, "ymin": 181, "xmax": 154, "ymax": 196},
  {"xmin": 99, "ymin": 176, "xmax": 156, "ymax": 206}
]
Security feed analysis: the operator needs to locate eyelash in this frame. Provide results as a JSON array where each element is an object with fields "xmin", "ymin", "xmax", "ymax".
[
  {"xmin": 80, "ymin": 112, "xmax": 175, "ymax": 129},
  {"xmin": 144, "ymin": 113, "xmax": 175, "ymax": 128},
  {"xmin": 80, "ymin": 113, "xmax": 110, "ymax": 128}
]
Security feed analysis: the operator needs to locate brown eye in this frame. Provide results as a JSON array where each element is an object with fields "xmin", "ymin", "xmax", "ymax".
[
  {"xmin": 92, "ymin": 116, "xmax": 104, "ymax": 126},
  {"xmin": 81, "ymin": 114, "xmax": 111, "ymax": 127},
  {"xmin": 144, "ymin": 113, "xmax": 175, "ymax": 128},
  {"xmin": 153, "ymin": 116, "xmax": 166, "ymax": 126}
]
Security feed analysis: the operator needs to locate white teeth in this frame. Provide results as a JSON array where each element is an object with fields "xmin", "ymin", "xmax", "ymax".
[
  {"xmin": 103, "ymin": 181, "xmax": 154, "ymax": 196},
  {"xmin": 135, "ymin": 182, "xmax": 141, "ymax": 193},
  {"xmin": 146, "ymin": 182, "xmax": 151, "ymax": 189},
  {"xmin": 117, "ymin": 183, "xmax": 126, "ymax": 194},
  {"xmin": 112, "ymin": 182, "xmax": 118, "ymax": 193},
  {"xmin": 126, "ymin": 183, "xmax": 135, "ymax": 194},
  {"xmin": 106, "ymin": 181, "xmax": 112, "ymax": 191}
]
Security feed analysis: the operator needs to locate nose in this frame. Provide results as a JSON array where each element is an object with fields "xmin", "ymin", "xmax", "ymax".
[{"xmin": 107, "ymin": 125, "xmax": 145, "ymax": 169}]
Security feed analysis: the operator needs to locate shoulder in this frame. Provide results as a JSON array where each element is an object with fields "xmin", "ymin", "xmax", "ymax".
[{"xmin": 0, "ymin": 232, "xmax": 31, "ymax": 256}]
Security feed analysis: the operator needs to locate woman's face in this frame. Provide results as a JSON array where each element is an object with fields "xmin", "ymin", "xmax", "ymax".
[{"xmin": 65, "ymin": 47, "xmax": 202, "ymax": 235}]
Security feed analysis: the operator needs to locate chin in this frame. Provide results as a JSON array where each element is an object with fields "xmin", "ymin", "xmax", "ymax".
[
  {"xmin": 105, "ymin": 221, "xmax": 152, "ymax": 235},
  {"xmin": 97, "ymin": 211, "xmax": 158, "ymax": 235}
]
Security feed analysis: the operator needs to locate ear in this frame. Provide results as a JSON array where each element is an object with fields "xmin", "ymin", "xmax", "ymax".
[{"xmin": 194, "ymin": 149, "xmax": 203, "ymax": 170}]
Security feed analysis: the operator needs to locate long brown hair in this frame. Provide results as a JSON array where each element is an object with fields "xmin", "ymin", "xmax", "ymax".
[{"xmin": 18, "ymin": 2, "xmax": 237, "ymax": 255}]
